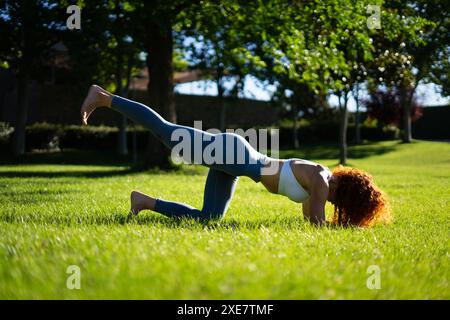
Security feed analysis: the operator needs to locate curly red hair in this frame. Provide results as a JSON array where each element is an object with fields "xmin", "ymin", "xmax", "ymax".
[{"xmin": 331, "ymin": 165, "xmax": 391, "ymax": 227}]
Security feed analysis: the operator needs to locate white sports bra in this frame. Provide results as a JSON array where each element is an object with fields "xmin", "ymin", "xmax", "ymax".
[{"xmin": 277, "ymin": 159, "xmax": 331, "ymax": 203}]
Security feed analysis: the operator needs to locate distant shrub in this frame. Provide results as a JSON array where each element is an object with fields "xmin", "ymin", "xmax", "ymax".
[
  {"xmin": 364, "ymin": 88, "xmax": 423, "ymax": 127},
  {"xmin": 0, "ymin": 122, "xmax": 14, "ymax": 143},
  {"xmin": 2, "ymin": 121, "xmax": 400, "ymax": 152},
  {"xmin": 279, "ymin": 120, "xmax": 399, "ymax": 146},
  {"xmin": 22, "ymin": 123, "xmax": 148, "ymax": 152}
]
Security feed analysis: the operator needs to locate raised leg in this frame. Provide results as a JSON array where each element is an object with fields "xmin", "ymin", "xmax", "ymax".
[
  {"xmin": 81, "ymin": 86, "xmax": 256, "ymax": 221},
  {"xmin": 81, "ymin": 86, "xmax": 267, "ymax": 182}
]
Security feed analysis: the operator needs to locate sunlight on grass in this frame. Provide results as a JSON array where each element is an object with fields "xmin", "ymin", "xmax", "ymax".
[{"xmin": 0, "ymin": 140, "xmax": 449, "ymax": 299}]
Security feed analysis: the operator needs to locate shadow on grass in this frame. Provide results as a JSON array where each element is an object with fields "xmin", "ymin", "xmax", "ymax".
[
  {"xmin": 0, "ymin": 149, "xmax": 139, "ymax": 178},
  {"xmin": 279, "ymin": 140, "xmax": 401, "ymax": 162},
  {"xmin": 0, "ymin": 168, "xmax": 139, "ymax": 179},
  {"xmin": 0, "ymin": 189, "xmax": 82, "ymax": 205},
  {"xmin": 0, "ymin": 210, "xmax": 346, "ymax": 231},
  {"xmin": 0, "ymin": 165, "xmax": 202, "ymax": 179},
  {"xmin": 0, "ymin": 141, "xmax": 401, "ymax": 178},
  {"xmin": 0, "ymin": 149, "xmax": 136, "ymax": 166},
  {"xmin": 0, "ymin": 149, "xmax": 194, "ymax": 178}
]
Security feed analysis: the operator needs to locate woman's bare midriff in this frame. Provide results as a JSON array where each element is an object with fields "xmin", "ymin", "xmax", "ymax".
[
  {"xmin": 260, "ymin": 159, "xmax": 284, "ymax": 193},
  {"xmin": 260, "ymin": 158, "xmax": 324, "ymax": 195}
]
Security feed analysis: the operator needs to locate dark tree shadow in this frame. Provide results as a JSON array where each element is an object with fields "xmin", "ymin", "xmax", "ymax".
[
  {"xmin": 1, "ymin": 189, "xmax": 81, "ymax": 197},
  {"xmin": 0, "ymin": 149, "xmax": 145, "ymax": 178},
  {"xmin": 0, "ymin": 141, "xmax": 401, "ymax": 179},
  {"xmin": 0, "ymin": 149, "xmax": 198, "ymax": 178},
  {"xmin": 279, "ymin": 141, "xmax": 401, "ymax": 161},
  {"xmin": 0, "ymin": 168, "xmax": 138, "ymax": 179},
  {"xmin": 0, "ymin": 210, "xmax": 349, "ymax": 231},
  {"xmin": 0, "ymin": 149, "xmax": 134, "ymax": 167}
]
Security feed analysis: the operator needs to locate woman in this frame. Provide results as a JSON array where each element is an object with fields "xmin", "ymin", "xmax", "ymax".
[{"xmin": 81, "ymin": 85, "xmax": 390, "ymax": 227}]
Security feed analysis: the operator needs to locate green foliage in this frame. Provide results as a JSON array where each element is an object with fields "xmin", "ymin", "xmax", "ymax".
[
  {"xmin": 0, "ymin": 122, "xmax": 14, "ymax": 143},
  {"xmin": 0, "ymin": 1, "xmax": 62, "ymax": 78},
  {"xmin": 367, "ymin": 0, "xmax": 448, "ymax": 90},
  {"xmin": 0, "ymin": 123, "xmax": 148, "ymax": 153},
  {"xmin": 1, "ymin": 0, "xmax": 448, "ymax": 157},
  {"xmin": 278, "ymin": 121, "xmax": 400, "ymax": 143},
  {"xmin": 57, "ymin": 1, "xmax": 144, "ymax": 91},
  {"xmin": 247, "ymin": 0, "xmax": 376, "ymax": 92},
  {"xmin": 175, "ymin": 1, "xmax": 255, "ymax": 97},
  {"xmin": 173, "ymin": 49, "xmax": 189, "ymax": 71}
]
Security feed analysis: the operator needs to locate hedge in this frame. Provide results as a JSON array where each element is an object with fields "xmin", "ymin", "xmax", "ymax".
[
  {"xmin": 0, "ymin": 121, "xmax": 399, "ymax": 153},
  {"xmin": 0, "ymin": 122, "xmax": 148, "ymax": 153},
  {"xmin": 279, "ymin": 121, "xmax": 399, "ymax": 146}
]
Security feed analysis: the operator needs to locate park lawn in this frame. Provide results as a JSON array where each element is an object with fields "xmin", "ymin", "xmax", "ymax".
[{"xmin": 0, "ymin": 140, "xmax": 448, "ymax": 299}]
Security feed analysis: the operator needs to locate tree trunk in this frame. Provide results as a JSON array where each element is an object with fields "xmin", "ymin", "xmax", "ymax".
[
  {"xmin": 114, "ymin": 0, "xmax": 128, "ymax": 156},
  {"xmin": 292, "ymin": 102, "xmax": 299, "ymax": 148},
  {"xmin": 217, "ymin": 67, "xmax": 226, "ymax": 131},
  {"xmin": 117, "ymin": 114, "xmax": 128, "ymax": 155},
  {"xmin": 339, "ymin": 91, "xmax": 349, "ymax": 165},
  {"xmin": 401, "ymin": 85, "xmax": 413, "ymax": 143},
  {"xmin": 402, "ymin": 104, "xmax": 412, "ymax": 143},
  {"xmin": 116, "ymin": 62, "xmax": 128, "ymax": 156},
  {"xmin": 128, "ymin": 69, "xmax": 138, "ymax": 164},
  {"xmin": 144, "ymin": 21, "xmax": 176, "ymax": 168},
  {"xmin": 12, "ymin": 75, "xmax": 29, "ymax": 156},
  {"xmin": 354, "ymin": 83, "xmax": 361, "ymax": 144},
  {"xmin": 291, "ymin": 83, "xmax": 314, "ymax": 149}
]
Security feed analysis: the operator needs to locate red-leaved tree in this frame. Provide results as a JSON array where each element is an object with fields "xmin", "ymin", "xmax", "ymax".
[{"xmin": 365, "ymin": 89, "xmax": 423, "ymax": 129}]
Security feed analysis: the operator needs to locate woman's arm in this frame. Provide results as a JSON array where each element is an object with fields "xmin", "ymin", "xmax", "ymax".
[
  {"xmin": 302, "ymin": 175, "xmax": 328, "ymax": 225},
  {"xmin": 302, "ymin": 197, "xmax": 326, "ymax": 225}
]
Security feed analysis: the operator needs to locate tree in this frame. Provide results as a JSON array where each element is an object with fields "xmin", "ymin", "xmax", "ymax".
[
  {"xmin": 105, "ymin": 1, "xmax": 143, "ymax": 155},
  {"xmin": 57, "ymin": 0, "xmax": 201, "ymax": 168},
  {"xmin": 0, "ymin": 1, "xmax": 60, "ymax": 155},
  {"xmin": 429, "ymin": 45, "xmax": 450, "ymax": 98},
  {"xmin": 353, "ymin": 82, "xmax": 362, "ymax": 144},
  {"xmin": 365, "ymin": 88, "xmax": 423, "ymax": 128},
  {"xmin": 253, "ymin": 0, "xmax": 376, "ymax": 164},
  {"xmin": 129, "ymin": 0, "xmax": 201, "ymax": 168},
  {"xmin": 250, "ymin": 0, "xmax": 444, "ymax": 162},
  {"xmin": 177, "ymin": 1, "xmax": 261, "ymax": 131},
  {"xmin": 270, "ymin": 79, "xmax": 328, "ymax": 148},
  {"xmin": 58, "ymin": 1, "xmax": 143, "ymax": 155},
  {"xmin": 367, "ymin": 0, "xmax": 448, "ymax": 143},
  {"xmin": 401, "ymin": 0, "xmax": 449, "ymax": 142}
]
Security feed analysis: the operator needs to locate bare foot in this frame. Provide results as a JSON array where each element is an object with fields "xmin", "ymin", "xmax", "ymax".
[
  {"xmin": 130, "ymin": 190, "xmax": 155, "ymax": 215},
  {"xmin": 80, "ymin": 85, "xmax": 112, "ymax": 125}
]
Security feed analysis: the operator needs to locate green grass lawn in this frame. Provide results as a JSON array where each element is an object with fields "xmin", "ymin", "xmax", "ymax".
[{"xmin": 0, "ymin": 140, "xmax": 449, "ymax": 299}]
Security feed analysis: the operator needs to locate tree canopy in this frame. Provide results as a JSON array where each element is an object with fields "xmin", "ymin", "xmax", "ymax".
[{"xmin": 0, "ymin": 0, "xmax": 448, "ymax": 163}]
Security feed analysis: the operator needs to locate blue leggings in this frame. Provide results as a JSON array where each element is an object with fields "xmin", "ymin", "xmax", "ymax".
[{"xmin": 111, "ymin": 95, "xmax": 267, "ymax": 220}]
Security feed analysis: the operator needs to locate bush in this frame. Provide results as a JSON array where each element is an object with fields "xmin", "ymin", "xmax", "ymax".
[
  {"xmin": 0, "ymin": 122, "xmax": 14, "ymax": 143},
  {"xmin": 21, "ymin": 123, "xmax": 149, "ymax": 152},
  {"xmin": 364, "ymin": 88, "xmax": 423, "ymax": 127},
  {"xmin": 279, "ymin": 121, "xmax": 399, "ymax": 147},
  {"xmin": 2, "ymin": 121, "xmax": 400, "ymax": 153},
  {"xmin": 26, "ymin": 123, "xmax": 65, "ymax": 151}
]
